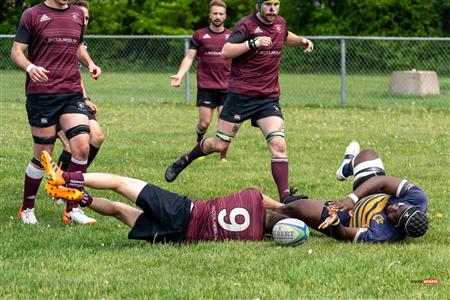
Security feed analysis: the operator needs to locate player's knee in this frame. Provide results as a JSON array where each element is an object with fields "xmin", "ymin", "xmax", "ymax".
[
  {"xmin": 267, "ymin": 134, "xmax": 286, "ymax": 154},
  {"xmin": 33, "ymin": 135, "xmax": 57, "ymax": 145},
  {"xmin": 354, "ymin": 149, "xmax": 380, "ymax": 165},
  {"xmin": 198, "ymin": 120, "xmax": 210, "ymax": 131},
  {"xmin": 90, "ymin": 127, "xmax": 105, "ymax": 147}
]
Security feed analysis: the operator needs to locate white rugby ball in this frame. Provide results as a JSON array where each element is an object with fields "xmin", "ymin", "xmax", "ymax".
[{"xmin": 272, "ymin": 218, "xmax": 309, "ymax": 246}]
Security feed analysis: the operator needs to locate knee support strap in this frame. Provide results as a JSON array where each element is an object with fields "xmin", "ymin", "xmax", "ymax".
[
  {"xmin": 65, "ymin": 125, "xmax": 90, "ymax": 140},
  {"xmin": 33, "ymin": 135, "xmax": 56, "ymax": 145},
  {"xmin": 216, "ymin": 130, "xmax": 233, "ymax": 143},
  {"xmin": 265, "ymin": 130, "xmax": 285, "ymax": 143}
]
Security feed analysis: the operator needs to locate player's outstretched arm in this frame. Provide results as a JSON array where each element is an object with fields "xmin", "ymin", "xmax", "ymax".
[
  {"xmin": 318, "ymin": 207, "xmax": 359, "ymax": 241},
  {"xmin": 330, "ymin": 176, "xmax": 405, "ymax": 211},
  {"xmin": 285, "ymin": 32, "xmax": 313, "ymax": 52},
  {"xmin": 170, "ymin": 49, "xmax": 197, "ymax": 87},
  {"xmin": 262, "ymin": 194, "xmax": 284, "ymax": 210}
]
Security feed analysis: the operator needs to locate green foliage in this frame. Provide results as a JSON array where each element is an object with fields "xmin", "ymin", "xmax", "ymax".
[{"xmin": 1, "ymin": 0, "xmax": 449, "ymax": 36}]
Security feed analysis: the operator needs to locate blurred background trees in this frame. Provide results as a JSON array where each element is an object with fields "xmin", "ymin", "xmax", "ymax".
[{"xmin": 1, "ymin": 0, "xmax": 449, "ymax": 36}]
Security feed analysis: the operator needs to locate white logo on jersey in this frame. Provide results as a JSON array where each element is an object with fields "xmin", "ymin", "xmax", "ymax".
[
  {"xmin": 225, "ymin": 34, "xmax": 230, "ymax": 39},
  {"xmin": 202, "ymin": 34, "xmax": 211, "ymax": 39},
  {"xmin": 275, "ymin": 24, "xmax": 282, "ymax": 33},
  {"xmin": 254, "ymin": 26, "xmax": 263, "ymax": 34},
  {"xmin": 39, "ymin": 14, "xmax": 51, "ymax": 23}
]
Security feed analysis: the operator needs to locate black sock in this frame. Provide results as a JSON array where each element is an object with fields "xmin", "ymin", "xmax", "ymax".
[
  {"xmin": 58, "ymin": 150, "xmax": 72, "ymax": 171},
  {"xmin": 87, "ymin": 144, "xmax": 100, "ymax": 168}
]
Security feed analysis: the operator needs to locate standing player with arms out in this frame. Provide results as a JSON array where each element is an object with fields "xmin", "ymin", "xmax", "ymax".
[
  {"xmin": 165, "ymin": 0, "xmax": 313, "ymax": 202},
  {"xmin": 41, "ymin": 151, "xmax": 286, "ymax": 243},
  {"xmin": 56, "ymin": 0, "xmax": 105, "ymax": 173},
  {"xmin": 11, "ymin": 0, "xmax": 101, "ymax": 225},
  {"xmin": 170, "ymin": 0, "xmax": 231, "ymax": 161}
]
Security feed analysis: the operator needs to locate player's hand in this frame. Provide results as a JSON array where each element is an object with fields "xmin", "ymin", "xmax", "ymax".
[
  {"xmin": 318, "ymin": 207, "xmax": 339, "ymax": 230},
  {"xmin": 302, "ymin": 38, "xmax": 313, "ymax": 53},
  {"xmin": 170, "ymin": 75, "xmax": 182, "ymax": 87},
  {"xmin": 256, "ymin": 36, "xmax": 272, "ymax": 48},
  {"xmin": 29, "ymin": 66, "xmax": 50, "ymax": 83},
  {"xmin": 84, "ymin": 99, "xmax": 98, "ymax": 115},
  {"xmin": 89, "ymin": 64, "xmax": 101, "ymax": 80},
  {"xmin": 328, "ymin": 196, "xmax": 355, "ymax": 212}
]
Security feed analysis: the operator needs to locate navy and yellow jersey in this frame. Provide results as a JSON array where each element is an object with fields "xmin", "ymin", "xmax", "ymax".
[
  {"xmin": 387, "ymin": 180, "xmax": 428, "ymax": 213},
  {"xmin": 351, "ymin": 180, "xmax": 428, "ymax": 243},
  {"xmin": 350, "ymin": 193, "xmax": 405, "ymax": 243}
]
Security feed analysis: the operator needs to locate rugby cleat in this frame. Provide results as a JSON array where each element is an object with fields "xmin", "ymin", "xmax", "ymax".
[
  {"xmin": 336, "ymin": 141, "xmax": 360, "ymax": 181},
  {"xmin": 18, "ymin": 206, "xmax": 38, "ymax": 224},
  {"xmin": 44, "ymin": 183, "xmax": 83, "ymax": 201},
  {"xmin": 41, "ymin": 151, "xmax": 65, "ymax": 186},
  {"xmin": 282, "ymin": 186, "xmax": 309, "ymax": 204},
  {"xmin": 63, "ymin": 207, "xmax": 96, "ymax": 225},
  {"xmin": 164, "ymin": 157, "xmax": 188, "ymax": 182}
]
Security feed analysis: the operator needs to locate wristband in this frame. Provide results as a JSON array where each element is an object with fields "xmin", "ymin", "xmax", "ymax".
[
  {"xmin": 26, "ymin": 64, "xmax": 36, "ymax": 74},
  {"xmin": 348, "ymin": 193, "xmax": 359, "ymax": 203},
  {"xmin": 247, "ymin": 39, "xmax": 257, "ymax": 49},
  {"xmin": 331, "ymin": 219, "xmax": 341, "ymax": 226}
]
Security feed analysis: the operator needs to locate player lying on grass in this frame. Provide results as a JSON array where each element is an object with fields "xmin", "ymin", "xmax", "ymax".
[
  {"xmin": 279, "ymin": 142, "xmax": 429, "ymax": 242},
  {"xmin": 41, "ymin": 151, "xmax": 290, "ymax": 243}
]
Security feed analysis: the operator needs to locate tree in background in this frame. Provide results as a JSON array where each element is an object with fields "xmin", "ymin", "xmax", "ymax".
[{"xmin": 1, "ymin": 0, "xmax": 449, "ymax": 36}]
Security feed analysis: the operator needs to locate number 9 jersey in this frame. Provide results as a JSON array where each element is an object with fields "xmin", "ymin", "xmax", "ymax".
[{"xmin": 185, "ymin": 188, "xmax": 267, "ymax": 243}]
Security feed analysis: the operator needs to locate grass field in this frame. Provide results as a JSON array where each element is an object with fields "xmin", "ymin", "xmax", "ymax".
[
  {"xmin": 0, "ymin": 73, "xmax": 449, "ymax": 298},
  {"xmin": 1, "ymin": 70, "xmax": 449, "ymax": 109}
]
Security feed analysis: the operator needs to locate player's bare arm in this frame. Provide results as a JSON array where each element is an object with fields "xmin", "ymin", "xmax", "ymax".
[
  {"xmin": 262, "ymin": 194, "xmax": 284, "ymax": 210},
  {"xmin": 221, "ymin": 36, "xmax": 272, "ymax": 59},
  {"xmin": 77, "ymin": 44, "xmax": 101, "ymax": 80},
  {"xmin": 330, "ymin": 176, "xmax": 405, "ymax": 211},
  {"xmin": 11, "ymin": 41, "xmax": 49, "ymax": 83},
  {"xmin": 285, "ymin": 32, "xmax": 313, "ymax": 52},
  {"xmin": 318, "ymin": 207, "xmax": 359, "ymax": 241},
  {"xmin": 170, "ymin": 49, "xmax": 197, "ymax": 87}
]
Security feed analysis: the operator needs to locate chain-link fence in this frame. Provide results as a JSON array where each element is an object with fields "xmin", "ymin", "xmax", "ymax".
[{"xmin": 1, "ymin": 35, "xmax": 449, "ymax": 109}]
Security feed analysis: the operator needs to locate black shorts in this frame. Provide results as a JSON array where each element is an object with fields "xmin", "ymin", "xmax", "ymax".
[
  {"xmin": 318, "ymin": 205, "xmax": 351, "ymax": 237},
  {"xmin": 86, "ymin": 109, "xmax": 96, "ymax": 121},
  {"xmin": 219, "ymin": 92, "xmax": 284, "ymax": 127},
  {"xmin": 26, "ymin": 93, "xmax": 90, "ymax": 128},
  {"xmin": 197, "ymin": 88, "xmax": 227, "ymax": 108},
  {"xmin": 128, "ymin": 184, "xmax": 192, "ymax": 244}
]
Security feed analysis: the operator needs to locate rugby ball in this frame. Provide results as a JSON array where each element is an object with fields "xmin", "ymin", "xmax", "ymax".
[{"xmin": 272, "ymin": 218, "xmax": 309, "ymax": 246}]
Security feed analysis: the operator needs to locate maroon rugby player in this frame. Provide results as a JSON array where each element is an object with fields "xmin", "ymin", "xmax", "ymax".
[
  {"xmin": 165, "ymin": 0, "xmax": 313, "ymax": 203},
  {"xmin": 11, "ymin": 0, "xmax": 101, "ymax": 225},
  {"xmin": 170, "ymin": 0, "xmax": 231, "ymax": 161}
]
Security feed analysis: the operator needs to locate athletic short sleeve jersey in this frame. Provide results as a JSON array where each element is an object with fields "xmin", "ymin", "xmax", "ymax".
[
  {"xmin": 14, "ymin": 3, "xmax": 84, "ymax": 95},
  {"xmin": 227, "ymin": 14, "xmax": 288, "ymax": 98},
  {"xmin": 190, "ymin": 27, "xmax": 231, "ymax": 90},
  {"xmin": 184, "ymin": 188, "xmax": 266, "ymax": 243},
  {"xmin": 352, "ymin": 181, "xmax": 428, "ymax": 243}
]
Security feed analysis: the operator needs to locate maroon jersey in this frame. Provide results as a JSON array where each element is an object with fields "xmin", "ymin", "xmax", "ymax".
[
  {"xmin": 227, "ymin": 14, "xmax": 288, "ymax": 98},
  {"xmin": 184, "ymin": 188, "xmax": 266, "ymax": 243},
  {"xmin": 190, "ymin": 27, "xmax": 232, "ymax": 90},
  {"xmin": 15, "ymin": 3, "xmax": 84, "ymax": 95}
]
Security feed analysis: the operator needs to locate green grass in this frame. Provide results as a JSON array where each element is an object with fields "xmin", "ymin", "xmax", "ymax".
[
  {"xmin": 1, "ymin": 70, "xmax": 449, "ymax": 109},
  {"xmin": 0, "ymin": 76, "xmax": 449, "ymax": 298}
]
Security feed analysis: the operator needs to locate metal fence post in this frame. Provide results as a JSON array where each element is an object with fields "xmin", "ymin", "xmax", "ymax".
[
  {"xmin": 340, "ymin": 38, "xmax": 347, "ymax": 108},
  {"xmin": 184, "ymin": 38, "xmax": 190, "ymax": 104}
]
